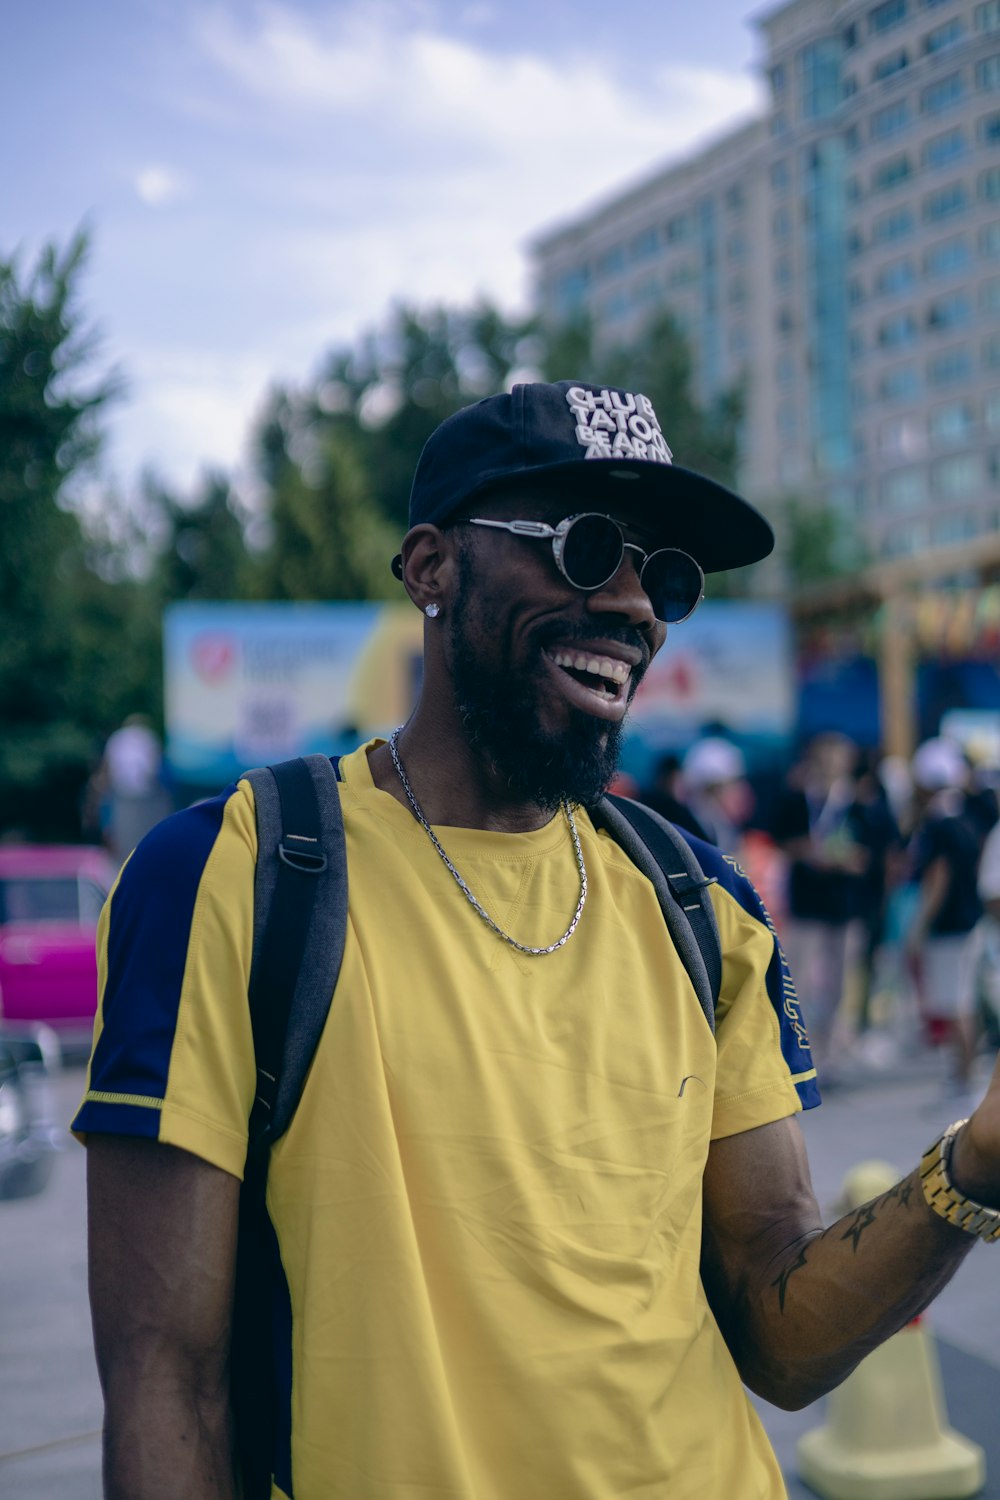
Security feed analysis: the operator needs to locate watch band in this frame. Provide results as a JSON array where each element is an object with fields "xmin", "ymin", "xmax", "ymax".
[{"xmin": 920, "ymin": 1118, "xmax": 1000, "ymax": 1243}]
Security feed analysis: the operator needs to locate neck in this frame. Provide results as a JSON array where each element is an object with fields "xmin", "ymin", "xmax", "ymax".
[{"xmin": 368, "ymin": 703, "xmax": 562, "ymax": 833}]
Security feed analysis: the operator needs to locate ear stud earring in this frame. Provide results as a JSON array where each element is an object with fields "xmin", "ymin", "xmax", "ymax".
[{"xmin": 424, "ymin": 602, "xmax": 441, "ymax": 619}]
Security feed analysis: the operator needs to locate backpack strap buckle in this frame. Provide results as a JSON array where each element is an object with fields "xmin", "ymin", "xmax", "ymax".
[
  {"xmin": 667, "ymin": 871, "xmax": 718, "ymax": 911},
  {"xmin": 278, "ymin": 840, "xmax": 328, "ymax": 874}
]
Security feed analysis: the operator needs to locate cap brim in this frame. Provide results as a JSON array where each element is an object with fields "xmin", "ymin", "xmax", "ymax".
[{"xmin": 472, "ymin": 459, "xmax": 773, "ymax": 574}]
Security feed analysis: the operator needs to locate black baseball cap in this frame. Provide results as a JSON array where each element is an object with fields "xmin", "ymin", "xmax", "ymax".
[{"xmin": 390, "ymin": 379, "xmax": 774, "ymax": 579}]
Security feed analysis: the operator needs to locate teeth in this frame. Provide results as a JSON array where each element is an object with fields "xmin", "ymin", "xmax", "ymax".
[{"xmin": 550, "ymin": 649, "xmax": 630, "ymax": 685}]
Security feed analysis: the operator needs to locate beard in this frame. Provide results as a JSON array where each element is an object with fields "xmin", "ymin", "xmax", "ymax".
[{"xmin": 446, "ymin": 556, "xmax": 647, "ymax": 811}]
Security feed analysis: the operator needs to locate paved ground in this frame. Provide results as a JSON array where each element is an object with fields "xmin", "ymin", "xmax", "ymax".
[{"xmin": 1, "ymin": 1052, "xmax": 998, "ymax": 1498}]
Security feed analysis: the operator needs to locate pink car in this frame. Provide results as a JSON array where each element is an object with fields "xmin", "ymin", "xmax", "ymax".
[{"xmin": 0, "ymin": 845, "xmax": 116, "ymax": 1051}]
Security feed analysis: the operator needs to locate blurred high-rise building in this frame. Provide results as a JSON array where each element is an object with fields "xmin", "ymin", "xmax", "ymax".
[{"xmin": 530, "ymin": 0, "xmax": 1000, "ymax": 565}]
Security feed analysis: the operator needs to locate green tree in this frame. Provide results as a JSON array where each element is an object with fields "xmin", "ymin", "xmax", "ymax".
[
  {"xmin": 145, "ymin": 469, "xmax": 255, "ymax": 602},
  {"xmin": 0, "ymin": 231, "xmax": 128, "ymax": 836},
  {"xmin": 781, "ymin": 496, "xmax": 870, "ymax": 591},
  {"xmin": 252, "ymin": 391, "xmax": 396, "ymax": 601}
]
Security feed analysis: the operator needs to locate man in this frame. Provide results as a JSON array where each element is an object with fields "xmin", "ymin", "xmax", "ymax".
[
  {"xmin": 76, "ymin": 380, "xmax": 1000, "ymax": 1500},
  {"xmin": 770, "ymin": 733, "xmax": 869, "ymax": 1074},
  {"xmin": 906, "ymin": 736, "xmax": 984, "ymax": 1099}
]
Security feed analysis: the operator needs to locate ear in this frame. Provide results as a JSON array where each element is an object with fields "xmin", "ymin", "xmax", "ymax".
[{"xmin": 398, "ymin": 524, "xmax": 463, "ymax": 614}]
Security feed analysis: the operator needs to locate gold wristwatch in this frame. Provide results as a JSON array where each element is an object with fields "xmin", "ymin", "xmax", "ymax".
[{"xmin": 920, "ymin": 1118, "xmax": 1000, "ymax": 1243}]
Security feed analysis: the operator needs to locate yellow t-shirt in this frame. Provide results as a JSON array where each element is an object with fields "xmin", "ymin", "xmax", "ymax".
[{"xmin": 76, "ymin": 741, "xmax": 816, "ymax": 1499}]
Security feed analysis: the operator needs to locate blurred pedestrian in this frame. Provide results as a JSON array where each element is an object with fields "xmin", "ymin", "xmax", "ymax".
[
  {"xmin": 771, "ymin": 733, "xmax": 868, "ymax": 1075},
  {"xmin": 99, "ymin": 714, "xmax": 173, "ymax": 866},
  {"xmin": 905, "ymin": 737, "xmax": 982, "ymax": 1099},
  {"xmin": 849, "ymin": 750, "xmax": 904, "ymax": 1038},
  {"xmin": 639, "ymin": 750, "xmax": 709, "ymax": 841},
  {"xmin": 682, "ymin": 736, "xmax": 754, "ymax": 857}
]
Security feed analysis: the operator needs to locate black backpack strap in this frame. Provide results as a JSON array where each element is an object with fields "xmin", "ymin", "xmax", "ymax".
[
  {"xmin": 234, "ymin": 754, "xmax": 346, "ymax": 1500},
  {"xmin": 592, "ymin": 794, "xmax": 721, "ymax": 1032},
  {"xmin": 244, "ymin": 753, "xmax": 347, "ymax": 1150}
]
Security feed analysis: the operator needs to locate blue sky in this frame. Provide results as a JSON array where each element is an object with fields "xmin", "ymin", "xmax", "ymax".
[{"xmin": 5, "ymin": 0, "xmax": 768, "ymax": 493}]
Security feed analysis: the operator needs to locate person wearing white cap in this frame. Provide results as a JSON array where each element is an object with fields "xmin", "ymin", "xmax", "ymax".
[
  {"xmin": 682, "ymin": 735, "xmax": 753, "ymax": 857},
  {"xmin": 906, "ymin": 737, "xmax": 982, "ymax": 1097}
]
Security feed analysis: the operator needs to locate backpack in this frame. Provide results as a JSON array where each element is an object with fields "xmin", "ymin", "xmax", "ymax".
[{"xmin": 232, "ymin": 751, "xmax": 723, "ymax": 1499}]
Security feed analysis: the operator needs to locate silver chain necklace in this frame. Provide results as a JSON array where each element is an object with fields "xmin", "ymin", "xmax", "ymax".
[{"xmin": 387, "ymin": 727, "xmax": 588, "ymax": 956}]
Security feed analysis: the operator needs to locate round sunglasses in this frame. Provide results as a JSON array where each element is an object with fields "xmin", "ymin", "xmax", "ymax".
[{"xmin": 466, "ymin": 513, "xmax": 705, "ymax": 624}]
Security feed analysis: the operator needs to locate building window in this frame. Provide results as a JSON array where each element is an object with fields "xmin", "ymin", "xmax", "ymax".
[
  {"xmin": 879, "ymin": 413, "xmax": 924, "ymax": 455},
  {"xmin": 982, "ymin": 276, "xmax": 1000, "ymax": 313},
  {"xmin": 871, "ymin": 98, "xmax": 912, "ymax": 138},
  {"xmin": 922, "ymin": 127, "xmax": 968, "ymax": 168},
  {"xmin": 929, "ymin": 400, "xmax": 976, "ymax": 443},
  {"xmin": 924, "ymin": 235, "xmax": 971, "ymax": 276},
  {"xmin": 872, "ymin": 153, "xmax": 913, "ymax": 191},
  {"xmin": 629, "ymin": 227, "xmax": 660, "ymax": 262},
  {"xmin": 928, "ymin": 345, "xmax": 973, "ymax": 382},
  {"xmin": 800, "ymin": 37, "xmax": 844, "ymax": 119},
  {"xmin": 728, "ymin": 276, "xmax": 747, "ymax": 306},
  {"xmin": 873, "ymin": 50, "xmax": 909, "ymax": 81},
  {"xmin": 881, "ymin": 363, "xmax": 921, "ymax": 398},
  {"xmin": 771, "ymin": 158, "xmax": 790, "ymax": 192},
  {"xmin": 982, "ymin": 221, "xmax": 1000, "ymax": 256},
  {"xmin": 595, "ymin": 245, "xmax": 626, "ymax": 279},
  {"xmin": 882, "ymin": 467, "xmax": 927, "ymax": 508},
  {"xmin": 771, "ymin": 62, "xmax": 787, "ymax": 94},
  {"xmin": 977, "ymin": 54, "xmax": 1000, "ymax": 89},
  {"xmin": 928, "ymin": 290, "xmax": 972, "ymax": 329},
  {"xmin": 778, "ymin": 401, "xmax": 798, "ymax": 439},
  {"xmin": 975, "ymin": 0, "xmax": 1000, "ymax": 31},
  {"xmin": 980, "ymin": 111, "xmax": 1000, "ymax": 143},
  {"xmin": 777, "ymin": 352, "xmax": 795, "ymax": 383},
  {"xmin": 725, "ymin": 184, "xmax": 745, "ymax": 212},
  {"xmin": 931, "ymin": 513, "xmax": 977, "ymax": 544},
  {"xmin": 873, "ymin": 204, "xmax": 916, "ymax": 240},
  {"xmin": 934, "ymin": 452, "xmax": 982, "ymax": 496},
  {"xmin": 921, "ymin": 73, "xmax": 965, "ymax": 112},
  {"xmin": 777, "ymin": 305, "xmax": 795, "ymax": 335},
  {"xmin": 664, "ymin": 214, "xmax": 692, "ymax": 244},
  {"xmin": 923, "ymin": 17, "xmax": 965, "ymax": 50},
  {"xmin": 986, "ymin": 333, "xmax": 1000, "ymax": 367},
  {"xmin": 924, "ymin": 181, "xmax": 969, "ymax": 220},
  {"xmin": 876, "ymin": 256, "xmax": 917, "ymax": 293},
  {"xmin": 870, "ymin": 0, "xmax": 908, "ymax": 31},
  {"xmin": 631, "ymin": 275, "xmax": 662, "ymax": 307},
  {"xmin": 553, "ymin": 267, "xmax": 590, "ymax": 316},
  {"xmin": 774, "ymin": 206, "xmax": 792, "ymax": 238},
  {"xmin": 879, "ymin": 311, "xmax": 919, "ymax": 346},
  {"xmin": 727, "ymin": 231, "xmax": 747, "ymax": 260},
  {"xmin": 984, "ymin": 388, "xmax": 1000, "ymax": 429},
  {"xmin": 775, "ymin": 256, "xmax": 793, "ymax": 288},
  {"xmin": 980, "ymin": 166, "xmax": 1000, "ymax": 201}
]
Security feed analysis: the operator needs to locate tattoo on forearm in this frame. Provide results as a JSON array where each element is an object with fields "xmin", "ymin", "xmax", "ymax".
[
  {"xmin": 885, "ymin": 1178, "xmax": 914, "ymax": 1211},
  {"xmin": 771, "ymin": 1245, "xmax": 810, "ymax": 1313},
  {"xmin": 841, "ymin": 1201, "xmax": 878, "ymax": 1253}
]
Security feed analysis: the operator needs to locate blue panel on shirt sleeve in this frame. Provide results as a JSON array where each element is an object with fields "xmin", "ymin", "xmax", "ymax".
[
  {"xmin": 78, "ymin": 787, "xmax": 238, "ymax": 1133},
  {"xmin": 671, "ymin": 828, "xmax": 821, "ymax": 1111}
]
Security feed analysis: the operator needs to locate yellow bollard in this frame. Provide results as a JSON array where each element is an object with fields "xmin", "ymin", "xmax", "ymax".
[{"xmin": 796, "ymin": 1161, "xmax": 986, "ymax": 1500}]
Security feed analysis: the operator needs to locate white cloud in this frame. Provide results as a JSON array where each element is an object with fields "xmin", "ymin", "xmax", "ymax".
[
  {"xmin": 134, "ymin": 166, "xmax": 189, "ymax": 207},
  {"xmin": 112, "ymin": 349, "xmax": 275, "ymax": 491},
  {"xmin": 102, "ymin": 1, "xmax": 763, "ymax": 487}
]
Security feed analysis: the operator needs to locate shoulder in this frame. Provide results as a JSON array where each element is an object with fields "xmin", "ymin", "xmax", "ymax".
[{"xmin": 107, "ymin": 781, "xmax": 256, "ymax": 951}]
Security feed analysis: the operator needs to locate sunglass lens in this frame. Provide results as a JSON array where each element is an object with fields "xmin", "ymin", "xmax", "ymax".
[
  {"xmin": 641, "ymin": 550, "xmax": 704, "ymax": 622},
  {"xmin": 560, "ymin": 514, "xmax": 623, "ymax": 589}
]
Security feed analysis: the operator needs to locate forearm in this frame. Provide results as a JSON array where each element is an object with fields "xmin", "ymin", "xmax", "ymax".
[
  {"xmin": 103, "ymin": 1365, "xmax": 236, "ymax": 1500},
  {"xmin": 733, "ymin": 1164, "xmax": 976, "ymax": 1409}
]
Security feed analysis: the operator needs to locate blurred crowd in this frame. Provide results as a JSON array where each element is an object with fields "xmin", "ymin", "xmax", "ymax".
[{"xmin": 626, "ymin": 729, "xmax": 1000, "ymax": 1107}]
